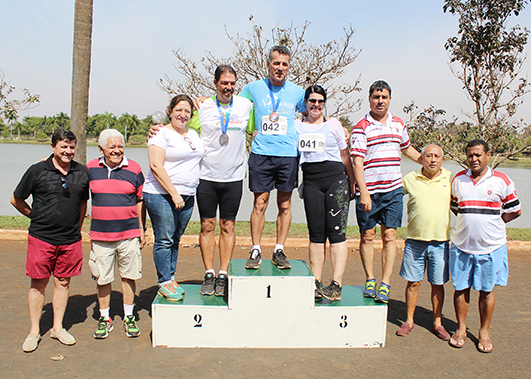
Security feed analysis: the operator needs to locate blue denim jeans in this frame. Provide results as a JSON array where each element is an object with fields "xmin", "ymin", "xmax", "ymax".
[{"xmin": 144, "ymin": 193, "xmax": 194, "ymax": 284}]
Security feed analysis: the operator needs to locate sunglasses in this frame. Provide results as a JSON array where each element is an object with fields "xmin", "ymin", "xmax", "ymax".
[
  {"xmin": 184, "ymin": 136, "xmax": 196, "ymax": 150},
  {"xmin": 61, "ymin": 175, "xmax": 70, "ymax": 191},
  {"xmin": 307, "ymin": 99, "xmax": 325, "ymax": 104}
]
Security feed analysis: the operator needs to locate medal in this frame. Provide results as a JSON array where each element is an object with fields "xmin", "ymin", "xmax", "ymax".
[
  {"xmin": 269, "ymin": 111, "xmax": 279, "ymax": 122},
  {"xmin": 219, "ymin": 133, "xmax": 229, "ymax": 146}
]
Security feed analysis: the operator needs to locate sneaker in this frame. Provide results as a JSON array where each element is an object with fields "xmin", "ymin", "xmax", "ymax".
[
  {"xmin": 22, "ymin": 333, "xmax": 41, "ymax": 352},
  {"xmin": 94, "ymin": 316, "xmax": 114, "ymax": 339},
  {"xmin": 200, "ymin": 272, "xmax": 216, "ymax": 295},
  {"xmin": 375, "ymin": 282, "xmax": 391, "ymax": 303},
  {"xmin": 157, "ymin": 282, "xmax": 184, "ymax": 302},
  {"xmin": 271, "ymin": 249, "xmax": 291, "ymax": 269},
  {"xmin": 50, "ymin": 328, "xmax": 76, "ymax": 345},
  {"xmin": 363, "ymin": 278, "xmax": 377, "ymax": 298},
  {"xmin": 215, "ymin": 274, "xmax": 228, "ymax": 297},
  {"xmin": 123, "ymin": 315, "xmax": 141, "ymax": 338},
  {"xmin": 321, "ymin": 280, "xmax": 342, "ymax": 301},
  {"xmin": 315, "ymin": 280, "xmax": 324, "ymax": 299},
  {"xmin": 245, "ymin": 249, "xmax": 262, "ymax": 269},
  {"xmin": 172, "ymin": 280, "xmax": 185, "ymax": 296}
]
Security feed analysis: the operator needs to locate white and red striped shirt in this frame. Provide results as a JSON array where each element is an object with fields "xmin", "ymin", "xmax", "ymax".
[
  {"xmin": 451, "ymin": 167, "xmax": 521, "ymax": 254},
  {"xmin": 350, "ymin": 112, "xmax": 411, "ymax": 195}
]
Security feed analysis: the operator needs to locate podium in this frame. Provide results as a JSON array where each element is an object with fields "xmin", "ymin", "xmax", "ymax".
[{"xmin": 152, "ymin": 259, "xmax": 387, "ymax": 348}]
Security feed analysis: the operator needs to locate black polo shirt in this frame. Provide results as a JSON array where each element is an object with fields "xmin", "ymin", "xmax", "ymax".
[{"xmin": 13, "ymin": 154, "xmax": 90, "ymax": 245}]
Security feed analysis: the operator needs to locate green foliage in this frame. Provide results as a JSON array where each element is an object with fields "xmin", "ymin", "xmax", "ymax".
[{"xmin": 128, "ymin": 134, "xmax": 146, "ymax": 145}]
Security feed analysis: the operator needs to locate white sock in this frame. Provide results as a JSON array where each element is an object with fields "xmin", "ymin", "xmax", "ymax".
[
  {"xmin": 205, "ymin": 269, "xmax": 215, "ymax": 275},
  {"xmin": 275, "ymin": 244, "xmax": 284, "ymax": 252},
  {"xmin": 218, "ymin": 270, "xmax": 228, "ymax": 277},
  {"xmin": 100, "ymin": 307, "xmax": 110, "ymax": 319},
  {"xmin": 252, "ymin": 245, "xmax": 261, "ymax": 253},
  {"xmin": 123, "ymin": 303, "xmax": 134, "ymax": 317}
]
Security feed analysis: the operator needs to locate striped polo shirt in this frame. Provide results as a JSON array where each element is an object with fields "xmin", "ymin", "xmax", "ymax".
[
  {"xmin": 88, "ymin": 156, "xmax": 144, "ymax": 241},
  {"xmin": 451, "ymin": 167, "xmax": 521, "ymax": 254},
  {"xmin": 350, "ymin": 112, "xmax": 411, "ymax": 195}
]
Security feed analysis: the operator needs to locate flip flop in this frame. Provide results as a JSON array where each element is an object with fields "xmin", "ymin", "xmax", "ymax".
[
  {"xmin": 477, "ymin": 337, "xmax": 494, "ymax": 353},
  {"xmin": 449, "ymin": 333, "xmax": 466, "ymax": 348}
]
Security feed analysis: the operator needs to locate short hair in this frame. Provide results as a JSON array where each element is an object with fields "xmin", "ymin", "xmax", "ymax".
[
  {"xmin": 214, "ymin": 65, "xmax": 237, "ymax": 82},
  {"xmin": 421, "ymin": 144, "xmax": 443, "ymax": 158},
  {"xmin": 51, "ymin": 128, "xmax": 77, "ymax": 146},
  {"xmin": 304, "ymin": 85, "xmax": 327, "ymax": 102},
  {"xmin": 369, "ymin": 80, "xmax": 392, "ymax": 97},
  {"xmin": 268, "ymin": 45, "xmax": 292, "ymax": 61},
  {"xmin": 466, "ymin": 139, "xmax": 489, "ymax": 153},
  {"xmin": 98, "ymin": 129, "xmax": 124, "ymax": 148},
  {"xmin": 166, "ymin": 94, "xmax": 195, "ymax": 119}
]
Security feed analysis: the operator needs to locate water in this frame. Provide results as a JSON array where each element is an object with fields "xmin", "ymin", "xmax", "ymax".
[{"xmin": 1, "ymin": 143, "xmax": 529, "ymax": 228}]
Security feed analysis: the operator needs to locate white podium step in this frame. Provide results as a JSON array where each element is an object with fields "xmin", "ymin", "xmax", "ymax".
[{"xmin": 152, "ymin": 260, "xmax": 387, "ymax": 348}]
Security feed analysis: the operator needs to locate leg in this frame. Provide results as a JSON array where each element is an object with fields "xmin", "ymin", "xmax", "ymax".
[
  {"xmin": 199, "ymin": 218, "xmax": 217, "ymax": 271},
  {"xmin": 405, "ymin": 281, "xmax": 421, "ymax": 326},
  {"xmin": 96, "ymin": 283, "xmax": 112, "ymax": 310},
  {"xmin": 250, "ymin": 192, "xmax": 270, "ymax": 246},
  {"xmin": 219, "ymin": 219, "xmax": 236, "ymax": 271},
  {"xmin": 330, "ymin": 242, "xmax": 348, "ymax": 286},
  {"xmin": 359, "ymin": 227, "xmax": 376, "ymax": 280},
  {"xmin": 477, "ymin": 290, "xmax": 495, "ymax": 351},
  {"xmin": 121, "ymin": 278, "xmax": 136, "ymax": 306},
  {"xmin": 452, "ymin": 287, "xmax": 470, "ymax": 346},
  {"xmin": 308, "ymin": 242, "xmax": 326, "ymax": 282},
  {"xmin": 380, "ymin": 226, "xmax": 398, "ymax": 285},
  {"xmin": 52, "ymin": 276, "xmax": 71, "ymax": 334},
  {"xmin": 276, "ymin": 191, "xmax": 292, "ymax": 246},
  {"xmin": 172, "ymin": 196, "xmax": 195, "ymax": 278},
  {"xmin": 431, "ymin": 284, "xmax": 445, "ymax": 328},
  {"xmin": 28, "ymin": 278, "xmax": 50, "ymax": 335}
]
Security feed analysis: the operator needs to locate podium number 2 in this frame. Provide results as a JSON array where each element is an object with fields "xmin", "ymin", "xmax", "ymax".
[
  {"xmin": 339, "ymin": 315, "xmax": 348, "ymax": 328},
  {"xmin": 266, "ymin": 285, "xmax": 271, "ymax": 298},
  {"xmin": 194, "ymin": 314, "xmax": 202, "ymax": 328}
]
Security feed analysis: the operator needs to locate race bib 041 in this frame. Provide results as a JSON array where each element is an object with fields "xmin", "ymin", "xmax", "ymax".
[{"xmin": 299, "ymin": 133, "xmax": 326, "ymax": 152}]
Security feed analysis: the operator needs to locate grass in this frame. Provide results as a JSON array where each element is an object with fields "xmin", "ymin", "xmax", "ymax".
[{"xmin": 1, "ymin": 216, "xmax": 530, "ymax": 241}]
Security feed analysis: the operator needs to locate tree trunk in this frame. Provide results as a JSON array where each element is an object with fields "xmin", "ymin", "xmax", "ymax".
[{"xmin": 71, "ymin": 0, "xmax": 93, "ymax": 164}]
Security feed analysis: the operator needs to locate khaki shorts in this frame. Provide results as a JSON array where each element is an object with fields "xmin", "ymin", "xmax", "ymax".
[{"xmin": 89, "ymin": 238, "xmax": 142, "ymax": 285}]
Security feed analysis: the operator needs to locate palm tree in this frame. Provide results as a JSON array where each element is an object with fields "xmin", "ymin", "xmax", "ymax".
[{"xmin": 70, "ymin": 0, "xmax": 93, "ymax": 164}]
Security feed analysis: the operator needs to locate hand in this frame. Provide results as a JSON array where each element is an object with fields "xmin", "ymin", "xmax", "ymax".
[
  {"xmin": 139, "ymin": 230, "xmax": 146, "ymax": 249},
  {"xmin": 252, "ymin": 130, "xmax": 258, "ymax": 139},
  {"xmin": 172, "ymin": 194, "xmax": 185, "ymax": 210},
  {"xmin": 360, "ymin": 191, "xmax": 372, "ymax": 213},
  {"xmin": 343, "ymin": 126, "xmax": 350, "ymax": 145},
  {"xmin": 350, "ymin": 184, "xmax": 356, "ymax": 201},
  {"xmin": 148, "ymin": 124, "xmax": 162, "ymax": 139},
  {"xmin": 193, "ymin": 96, "xmax": 208, "ymax": 110}
]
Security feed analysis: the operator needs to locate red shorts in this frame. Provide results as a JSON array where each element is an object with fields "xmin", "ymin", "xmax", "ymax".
[{"xmin": 26, "ymin": 235, "xmax": 83, "ymax": 279}]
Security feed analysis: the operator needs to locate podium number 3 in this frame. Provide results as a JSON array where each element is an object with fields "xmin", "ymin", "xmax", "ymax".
[
  {"xmin": 194, "ymin": 314, "xmax": 202, "ymax": 328},
  {"xmin": 266, "ymin": 285, "xmax": 271, "ymax": 298},
  {"xmin": 339, "ymin": 315, "xmax": 348, "ymax": 328}
]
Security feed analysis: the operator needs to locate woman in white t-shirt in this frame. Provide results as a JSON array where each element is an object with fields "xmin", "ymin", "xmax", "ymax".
[
  {"xmin": 296, "ymin": 85, "xmax": 355, "ymax": 301},
  {"xmin": 143, "ymin": 95, "xmax": 205, "ymax": 302}
]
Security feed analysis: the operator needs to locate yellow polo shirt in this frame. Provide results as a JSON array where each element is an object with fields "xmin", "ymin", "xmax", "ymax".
[{"xmin": 402, "ymin": 168, "xmax": 452, "ymax": 241}]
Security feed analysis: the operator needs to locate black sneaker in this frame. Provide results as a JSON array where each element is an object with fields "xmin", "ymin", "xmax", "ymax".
[
  {"xmin": 245, "ymin": 249, "xmax": 262, "ymax": 269},
  {"xmin": 271, "ymin": 249, "xmax": 291, "ymax": 269},
  {"xmin": 200, "ymin": 272, "xmax": 215, "ymax": 295},
  {"xmin": 321, "ymin": 280, "xmax": 342, "ymax": 301},
  {"xmin": 315, "ymin": 279, "xmax": 324, "ymax": 299},
  {"xmin": 215, "ymin": 274, "xmax": 228, "ymax": 297}
]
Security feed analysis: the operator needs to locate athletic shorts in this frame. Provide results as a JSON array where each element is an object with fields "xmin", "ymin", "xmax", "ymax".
[
  {"xmin": 399, "ymin": 239, "xmax": 449, "ymax": 285},
  {"xmin": 196, "ymin": 179, "xmax": 243, "ymax": 220},
  {"xmin": 26, "ymin": 234, "xmax": 83, "ymax": 279},
  {"xmin": 355, "ymin": 187, "xmax": 403, "ymax": 233},
  {"xmin": 89, "ymin": 238, "xmax": 142, "ymax": 285},
  {"xmin": 248, "ymin": 153, "xmax": 298, "ymax": 193},
  {"xmin": 449, "ymin": 243, "xmax": 508, "ymax": 292}
]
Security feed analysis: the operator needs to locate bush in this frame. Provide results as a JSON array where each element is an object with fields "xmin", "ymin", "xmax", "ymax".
[
  {"xmin": 36, "ymin": 130, "xmax": 49, "ymax": 141},
  {"xmin": 128, "ymin": 134, "xmax": 147, "ymax": 145}
]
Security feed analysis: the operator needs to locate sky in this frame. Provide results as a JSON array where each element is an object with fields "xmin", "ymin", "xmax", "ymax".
[{"xmin": 1, "ymin": 0, "xmax": 530, "ymax": 125}]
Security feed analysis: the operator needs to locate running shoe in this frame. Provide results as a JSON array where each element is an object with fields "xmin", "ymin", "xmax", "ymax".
[
  {"xmin": 215, "ymin": 274, "xmax": 228, "ymax": 297},
  {"xmin": 315, "ymin": 279, "xmax": 324, "ymax": 299},
  {"xmin": 200, "ymin": 272, "xmax": 216, "ymax": 295},
  {"xmin": 245, "ymin": 249, "xmax": 262, "ymax": 269},
  {"xmin": 157, "ymin": 282, "xmax": 184, "ymax": 302},
  {"xmin": 375, "ymin": 282, "xmax": 391, "ymax": 303},
  {"xmin": 363, "ymin": 278, "xmax": 377, "ymax": 298},
  {"xmin": 123, "ymin": 315, "xmax": 141, "ymax": 337},
  {"xmin": 271, "ymin": 249, "xmax": 291, "ymax": 269},
  {"xmin": 321, "ymin": 280, "xmax": 342, "ymax": 301},
  {"xmin": 94, "ymin": 316, "xmax": 114, "ymax": 339}
]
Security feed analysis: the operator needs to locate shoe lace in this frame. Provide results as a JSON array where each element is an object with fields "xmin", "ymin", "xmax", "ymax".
[
  {"xmin": 250, "ymin": 249, "xmax": 260, "ymax": 259},
  {"xmin": 275, "ymin": 250, "xmax": 287, "ymax": 260}
]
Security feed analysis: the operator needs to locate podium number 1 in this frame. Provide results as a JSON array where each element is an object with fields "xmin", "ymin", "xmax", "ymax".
[{"xmin": 266, "ymin": 285, "xmax": 271, "ymax": 298}]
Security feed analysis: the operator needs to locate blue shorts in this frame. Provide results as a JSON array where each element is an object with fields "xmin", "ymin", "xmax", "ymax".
[
  {"xmin": 449, "ymin": 244, "xmax": 508, "ymax": 292},
  {"xmin": 355, "ymin": 188, "xmax": 403, "ymax": 233},
  {"xmin": 399, "ymin": 239, "xmax": 449, "ymax": 285},
  {"xmin": 248, "ymin": 153, "xmax": 298, "ymax": 193}
]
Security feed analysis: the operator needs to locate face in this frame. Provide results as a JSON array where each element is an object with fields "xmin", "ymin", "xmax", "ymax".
[
  {"xmin": 214, "ymin": 72, "xmax": 236, "ymax": 103},
  {"xmin": 51, "ymin": 139, "xmax": 76, "ymax": 165},
  {"xmin": 369, "ymin": 89, "xmax": 391, "ymax": 118},
  {"xmin": 305, "ymin": 93, "xmax": 325, "ymax": 119},
  {"xmin": 170, "ymin": 100, "xmax": 192, "ymax": 128},
  {"xmin": 99, "ymin": 136, "xmax": 124, "ymax": 169},
  {"xmin": 267, "ymin": 51, "xmax": 290, "ymax": 86},
  {"xmin": 466, "ymin": 144, "xmax": 490, "ymax": 178},
  {"xmin": 421, "ymin": 145, "xmax": 443, "ymax": 176}
]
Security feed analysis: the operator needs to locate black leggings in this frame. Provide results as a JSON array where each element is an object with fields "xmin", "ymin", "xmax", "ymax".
[{"xmin": 302, "ymin": 161, "xmax": 350, "ymax": 244}]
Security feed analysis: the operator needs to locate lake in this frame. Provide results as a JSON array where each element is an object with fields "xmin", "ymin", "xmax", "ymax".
[{"xmin": 1, "ymin": 143, "xmax": 528, "ymax": 228}]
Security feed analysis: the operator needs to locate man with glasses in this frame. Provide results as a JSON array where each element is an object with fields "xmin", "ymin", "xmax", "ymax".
[{"xmin": 11, "ymin": 128, "xmax": 90, "ymax": 352}]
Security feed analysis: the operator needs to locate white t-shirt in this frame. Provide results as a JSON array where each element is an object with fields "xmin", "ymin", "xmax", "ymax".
[
  {"xmin": 143, "ymin": 127, "xmax": 205, "ymax": 196},
  {"xmin": 295, "ymin": 117, "xmax": 346, "ymax": 164}
]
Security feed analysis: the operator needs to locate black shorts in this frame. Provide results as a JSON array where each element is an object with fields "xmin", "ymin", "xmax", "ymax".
[
  {"xmin": 248, "ymin": 153, "xmax": 298, "ymax": 193},
  {"xmin": 196, "ymin": 179, "xmax": 243, "ymax": 220}
]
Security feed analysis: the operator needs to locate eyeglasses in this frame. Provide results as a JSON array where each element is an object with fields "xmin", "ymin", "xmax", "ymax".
[
  {"xmin": 61, "ymin": 175, "xmax": 70, "ymax": 191},
  {"xmin": 184, "ymin": 136, "xmax": 196, "ymax": 150},
  {"xmin": 307, "ymin": 99, "xmax": 325, "ymax": 104}
]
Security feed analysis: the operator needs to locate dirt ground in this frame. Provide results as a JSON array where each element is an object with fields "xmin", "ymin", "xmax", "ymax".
[{"xmin": 1, "ymin": 234, "xmax": 530, "ymax": 379}]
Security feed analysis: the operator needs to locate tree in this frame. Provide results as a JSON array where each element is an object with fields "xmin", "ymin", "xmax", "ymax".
[
  {"xmin": 71, "ymin": 0, "xmax": 93, "ymax": 164},
  {"xmin": 160, "ymin": 19, "xmax": 362, "ymax": 121},
  {"xmin": 0, "ymin": 70, "xmax": 40, "ymax": 131},
  {"xmin": 443, "ymin": 0, "xmax": 530, "ymax": 167}
]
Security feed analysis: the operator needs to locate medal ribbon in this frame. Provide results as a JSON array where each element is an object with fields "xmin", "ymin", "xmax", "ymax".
[
  {"xmin": 267, "ymin": 79, "xmax": 285, "ymax": 113},
  {"xmin": 216, "ymin": 96, "xmax": 233, "ymax": 134}
]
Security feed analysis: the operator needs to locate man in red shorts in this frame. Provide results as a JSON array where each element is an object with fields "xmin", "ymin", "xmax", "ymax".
[{"xmin": 10, "ymin": 129, "xmax": 90, "ymax": 352}]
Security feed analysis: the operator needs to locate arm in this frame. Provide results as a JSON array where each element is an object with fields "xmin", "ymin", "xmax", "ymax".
[
  {"xmin": 148, "ymin": 124, "xmax": 163, "ymax": 140},
  {"xmin": 193, "ymin": 96, "xmax": 208, "ymax": 110},
  {"xmin": 502, "ymin": 210, "xmax": 521, "ymax": 223},
  {"xmin": 340, "ymin": 148, "xmax": 356, "ymax": 200},
  {"xmin": 10, "ymin": 195, "xmax": 31, "ymax": 218},
  {"xmin": 79, "ymin": 200, "xmax": 87, "ymax": 230},
  {"xmin": 353, "ymin": 155, "xmax": 371, "ymax": 213},
  {"xmin": 402, "ymin": 145, "xmax": 422, "ymax": 164},
  {"xmin": 137, "ymin": 199, "xmax": 147, "ymax": 248},
  {"xmin": 147, "ymin": 145, "xmax": 185, "ymax": 209}
]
